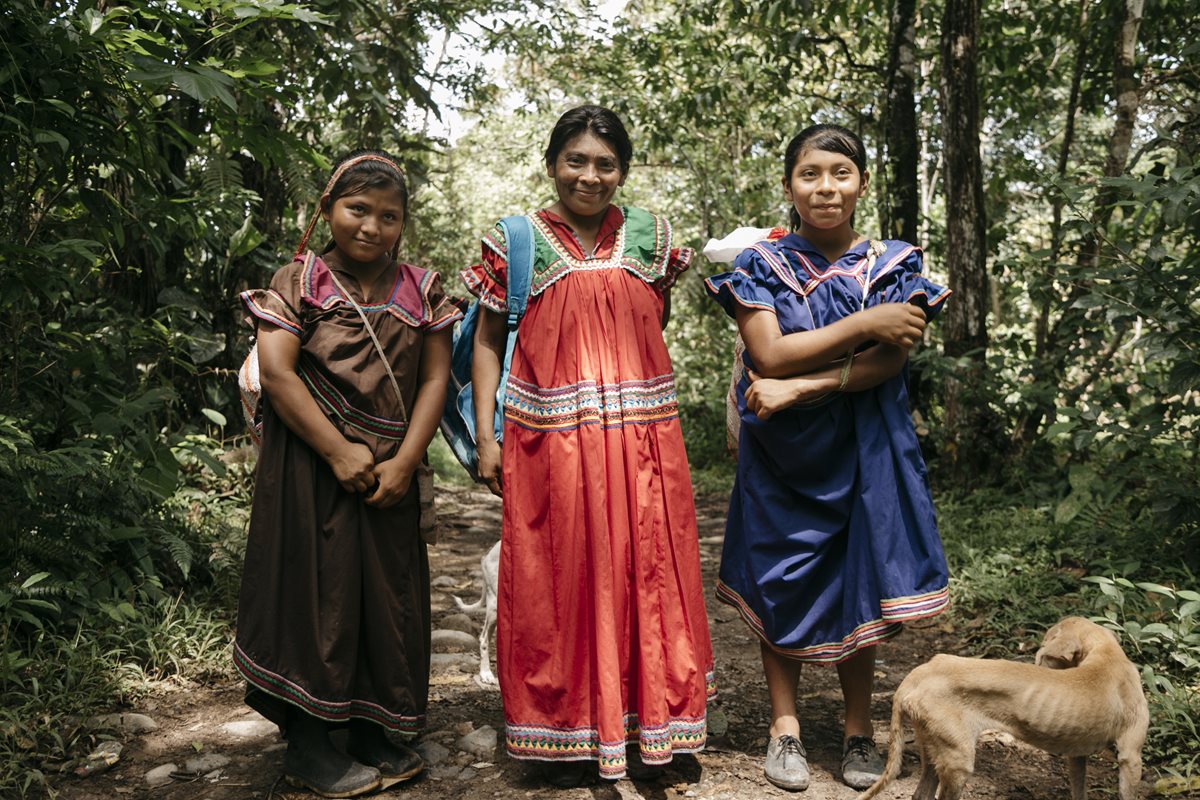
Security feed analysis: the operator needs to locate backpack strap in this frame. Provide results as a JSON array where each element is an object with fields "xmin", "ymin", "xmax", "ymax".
[{"xmin": 497, "ymin": 214, "xmax": 534, "ymax": 373}]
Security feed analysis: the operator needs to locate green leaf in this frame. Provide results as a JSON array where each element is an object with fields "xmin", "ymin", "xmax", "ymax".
[
  {"xmin": 172, "ymin": 66, "xmax": 238, "ymax": 111},
  {"xmin": 201, "ymin": 408, "xmax": 227, "ymax": 427},
  {"xmin": 20, "ymin": 572, "xmax": 50, "ymax": 590},
  {"xmin": 228, "ymin": 216, "xmax": 264, "ymax": 259},
  {"xmin": 1135, "ymin": 582, "xmax": 1177, "ymax": 597},
  {"xmin": 34, "ymin": 130, "xmax": 69, "ymax": 152}
]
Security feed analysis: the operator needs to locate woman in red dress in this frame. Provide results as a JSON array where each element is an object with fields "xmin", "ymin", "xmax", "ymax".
[{"xmin": 463, "ymin": 105, "xmax": 714, "ymax": 786}]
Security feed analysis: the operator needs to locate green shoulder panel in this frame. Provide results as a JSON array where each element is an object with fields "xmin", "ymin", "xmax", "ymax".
[{"xmin": 619, "ymin": 206, "xmax": 672, "ymax": 282}]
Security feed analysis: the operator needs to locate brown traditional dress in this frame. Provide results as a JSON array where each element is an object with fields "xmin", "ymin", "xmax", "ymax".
[{"xmin": 234, "ymin": 252, "xmax": 461, "ymax": 734}]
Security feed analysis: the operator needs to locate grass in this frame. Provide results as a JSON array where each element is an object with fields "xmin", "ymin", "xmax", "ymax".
[{"xmin": 0, "ymin": 596, "xmax": 234, "ymax": 798}]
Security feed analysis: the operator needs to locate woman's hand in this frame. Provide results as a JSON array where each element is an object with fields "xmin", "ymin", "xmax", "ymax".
[
  {"xmin": 476, "ymin": 438, "xmax": 502, "ymax": 497},
  {"xmin": 858, "ymin": 303, "xmax": 927, "ymax": 348},
  {"xmin": 366, "ymin": 456, "xmax": 414, "ymax": 509},
  {"xmin": 328, "ymin": 442, "xmax": 376, "ymax": 494},
  {"xmin": 745, "ymin": 370, "xmax": 832, "ymax": 419}
]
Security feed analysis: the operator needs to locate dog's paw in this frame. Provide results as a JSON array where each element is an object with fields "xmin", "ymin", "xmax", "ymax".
[{"xmin": 475, "ymin": 671, "xmax": 500, "ymax": 691}]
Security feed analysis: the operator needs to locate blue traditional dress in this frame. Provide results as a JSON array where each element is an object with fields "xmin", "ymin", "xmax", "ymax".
[{"xmin": 704, "ymin": 235, "xmax": 951, "ymax": 662}]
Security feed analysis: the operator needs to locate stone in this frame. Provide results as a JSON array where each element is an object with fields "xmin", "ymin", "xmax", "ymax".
[
  {"xmin": 431, "ymin": 575, "xmax": 460, "ymax": 589},
  {"xmin": 90, "ymin": 712, "xmax": 159, "ymax": 733},
  {"xmin": 220, "ymin": 718, "xmax": 278, "ymax": 739},
  {"xmin": 415, "ymin": 740, "xmax": 451, "ymax": 766},
  {"xmin": 714, "ymin": 605, "xmax": 741, "ymax": 623},
  {"xmin": 431, "ymin": 652, "xmax": 477, "ymax": 670},
  {"xmin": 431, "ymin": 629, "xmax": 477, "ymax": 652},
  {"xmin": 456, "ymin": 725, "xmax": 497, "ymax": 760},
  {"xmin": 457, "ymin": 767, "xmax": 478, "ymax": 781},
  {"xmin": 75, "ymin": 741, "xmax": 122, "ymax": 777},
  {"xmin": 184, "ymin": 753, "xmax": 230, "ymax": 773},
  {"xmin": 439, "ymin": 613, "xmax": 477, "ymax": 634},
  {"xmin": 144, "ymin": 763, "xmax": 178, "ymax": 788}
]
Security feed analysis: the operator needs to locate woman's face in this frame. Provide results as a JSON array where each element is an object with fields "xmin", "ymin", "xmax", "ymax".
[
  {"xmin": 546, "ymin": 131, "xmax": 626, "ymax": 220},
  {"xmin": 783, "ymin": 147, "xmax": 867, "ymax": 231}
]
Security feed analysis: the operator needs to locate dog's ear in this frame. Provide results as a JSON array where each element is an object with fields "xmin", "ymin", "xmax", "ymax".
[{"xmin": 1036, "ymin": 624, "xmax": 1081, "ymax": 669}]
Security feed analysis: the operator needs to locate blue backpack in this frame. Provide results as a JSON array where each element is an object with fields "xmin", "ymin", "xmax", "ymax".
[{"xmin": 440, "ymin": 215, "xmax": 535, "ymax": 481}]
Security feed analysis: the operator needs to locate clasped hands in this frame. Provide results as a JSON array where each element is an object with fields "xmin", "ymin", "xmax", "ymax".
[{"xmin": 328, "ymin": 442, "xmax": 415, "ymax": 508}]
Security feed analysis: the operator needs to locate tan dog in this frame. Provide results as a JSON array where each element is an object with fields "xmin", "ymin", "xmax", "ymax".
[{"xmin": 859, "ymin": 616, "xmax": 1148, "ymax": 800}]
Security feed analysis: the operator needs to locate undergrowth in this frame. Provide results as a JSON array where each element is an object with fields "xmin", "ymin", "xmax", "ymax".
[{"xmin": 939, "ymin": 487, "xmax": 1200, "ymax": 781}]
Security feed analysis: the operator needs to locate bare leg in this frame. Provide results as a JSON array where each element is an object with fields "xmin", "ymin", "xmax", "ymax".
[
  {"xmin": 837, "ymin": 645, "xmax": 877, "ymax": 741},
  {"xmin": 761, "ymin": 642, "xmax": 803, "ymax": 738}
]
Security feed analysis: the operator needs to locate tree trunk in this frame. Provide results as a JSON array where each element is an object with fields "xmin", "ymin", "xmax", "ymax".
[
  {"xmin": 938, "ymin": 0, "xmax": 992, "ymax": 479},
  {"xmin": 939, "ymin": 0, "xmax": 988, "ymax": 361},
  {"xmin": 883, "ymin": 0, "xmax": 920, "ymax": 244}
]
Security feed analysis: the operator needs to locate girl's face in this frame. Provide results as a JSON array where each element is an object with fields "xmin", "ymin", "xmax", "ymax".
[
  {"xmin": 547, "ymin": 131, "xmax": 626, "ymax": 220},
  {"xmin": 321, "ymin": 185, "xmax": 406, "ymax": 266},
  {"xmin": 783, "ymin": 148, "xmax": 867, "ymax": 232}
]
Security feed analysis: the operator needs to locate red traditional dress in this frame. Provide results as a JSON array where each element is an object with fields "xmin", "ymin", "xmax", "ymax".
[{"xmin": 462, "ymin": 206, "xmax": 715, "ymax": 779}]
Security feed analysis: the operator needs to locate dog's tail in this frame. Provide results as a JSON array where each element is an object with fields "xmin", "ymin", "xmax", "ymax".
[
  {"xmin": 453, "ymin": 593, "xmax": 485, "ymax": 614},
  {"xmin": 857, "ymin": 689, "xmax": 905, "ymax": 800}
]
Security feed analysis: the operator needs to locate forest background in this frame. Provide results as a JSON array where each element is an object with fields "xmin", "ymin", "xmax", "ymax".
[{"xmin": 1, "ymin": 0, "xmax": 1197, "ymax": 796}]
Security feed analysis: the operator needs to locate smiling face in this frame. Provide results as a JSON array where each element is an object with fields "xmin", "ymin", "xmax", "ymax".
[
  {"xmin": 321, "ymin": 185, "xmax": 407, "ymax": 267},
  {"xmin": 546, "ymin": 131, "xmax": 627, "ymax": 222},
  {"xmin": 783, "ymin": 147, "xmax": 868, "ymax": 232}
]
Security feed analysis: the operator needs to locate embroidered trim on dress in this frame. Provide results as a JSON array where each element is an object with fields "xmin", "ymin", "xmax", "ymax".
[
  {"xmin": 714, "ymin": 580, "xmax": 949, "ymax": 663},
  {"xmin": 505, "ymin": 712, "xmax": 707, "ymax": 779},
  {"xmin": 298, "ymin": 361, "xmax": 408, "ymax": 440},
  {"xmin": 234, "ymin": 643, "xmax": 424, "ymax": 733},
  {"xmin": 241, "ymin": 290, "xmax": 301, "ymax": 336},
  {"xmin": 504, "ymin": 375, "xmax": 679, "ymax": 432}
]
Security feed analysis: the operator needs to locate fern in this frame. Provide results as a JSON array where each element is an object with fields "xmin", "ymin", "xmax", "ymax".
[
  {"xmin": 161, "ymin": 531, "xmax": 195, "ymax": 581},
  {"xmin": 202, "ymin": 155, "xmax": 243, "ymax": 194},
  {"xmin": 282, "ymin": 156, "xmax": 319, "ymax": 209}
]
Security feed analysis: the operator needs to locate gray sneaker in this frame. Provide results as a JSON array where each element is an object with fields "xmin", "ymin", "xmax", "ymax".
[
  {"xmin": 841, "ymin": 735, "xmax": 884, "ymax": 790},
  {"xmin": 764, "ymin": 734, "xmax": 809, "ymax": 791}
]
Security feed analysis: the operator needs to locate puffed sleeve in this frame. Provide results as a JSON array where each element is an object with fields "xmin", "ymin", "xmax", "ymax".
[
  {"xmin": 654, "ymin": 246, "xmax": 693, "ymax": 292},
  {"xmin": 872, "ymin": 244, "xmax": 951, "ymax": 321},
  {"xmin": 459, "ymin": 222, "xmax": 509, "ymax": 313},
  {"xmin": 239, "ymin": 260, "xmax": 303, "ymax": 336},
  {"xmin": 421, "ymin": 271, "xmax": 464, "ymax": 332},
  {"xmin": 703, "ymin": 245, "xmax": 783, "ymax": 318}
]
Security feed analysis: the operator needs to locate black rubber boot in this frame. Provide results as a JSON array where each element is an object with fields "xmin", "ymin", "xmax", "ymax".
[
  {"xmin": 284, "ymin": 709, "xmax": 381, "ymax": 798},
  {"xmin": 346, "ymin": 719, "xmax": 424, "ymax": 787}
]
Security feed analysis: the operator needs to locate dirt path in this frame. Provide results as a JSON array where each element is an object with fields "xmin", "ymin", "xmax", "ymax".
[{"xmin": 54, "ymin": 484, "xmax": 1135, "ymax": 800}]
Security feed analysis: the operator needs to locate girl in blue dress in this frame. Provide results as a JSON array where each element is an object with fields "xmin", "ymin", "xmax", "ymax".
[{"xmin": 704, "ymin": 124, "xmax": 951, "ymax": 792}]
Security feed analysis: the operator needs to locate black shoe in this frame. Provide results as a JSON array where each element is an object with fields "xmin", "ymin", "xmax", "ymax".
[
  {"xmin": 626, "ymin": 750, "xmax": 665, "ymax": 782},
  {"xmin": 347, "ymin": 720, "xmax": 425, "ymax": 787},
  {"xmin": 542, "ymin": 760, "xmax": 591, "ymax": 788},
  {"xmin": 283, "ymin": 711, "xmax": 380, "ymax": 799}
]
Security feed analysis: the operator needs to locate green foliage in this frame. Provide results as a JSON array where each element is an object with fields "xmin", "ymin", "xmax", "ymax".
[
  {"xmin": 0, "ymin": 598, "xmax": 233, "ymax": 798},
  {"xmin": 1085, "ymin": 575, "xmax": 1200, "ymax": 775}
]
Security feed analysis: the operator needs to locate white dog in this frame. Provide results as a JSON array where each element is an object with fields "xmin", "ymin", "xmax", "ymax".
[{"xmin": 452, "ymin": 541, "xmax": 500, "ymax": 689}]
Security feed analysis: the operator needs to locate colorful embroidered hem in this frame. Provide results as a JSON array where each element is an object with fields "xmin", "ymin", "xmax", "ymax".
[
  {"xmin": 715, "ymin": 580, "xmax": 950, "ymax": 664},
  {"xmin": 234, "ymin": 643, "xmax": 424, "ymax": 733},
  {"xmin": 505, "ymin": 712, "xmax": 708, "ymax": 779}
]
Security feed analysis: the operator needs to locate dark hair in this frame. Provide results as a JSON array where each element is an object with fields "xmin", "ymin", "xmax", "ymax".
[
  {"xmin": 544, "ymin": 105, "xmax": 634, "ymax": 174},
  {"xmin": 323, "ymin": 148, "xmax": 409, "ymax": 215},
  {"xmin": 783, "ymin": 124, "xmax": 867, "ymax": 230},
  {"xmin": 312, "ymin": 149, "xmax": 408, "ymax": 258}
]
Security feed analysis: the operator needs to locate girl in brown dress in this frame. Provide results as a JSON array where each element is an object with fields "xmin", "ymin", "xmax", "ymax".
[{"xmin": 234, "ymin": 151, "xmax": 460, "ymax": 797}]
